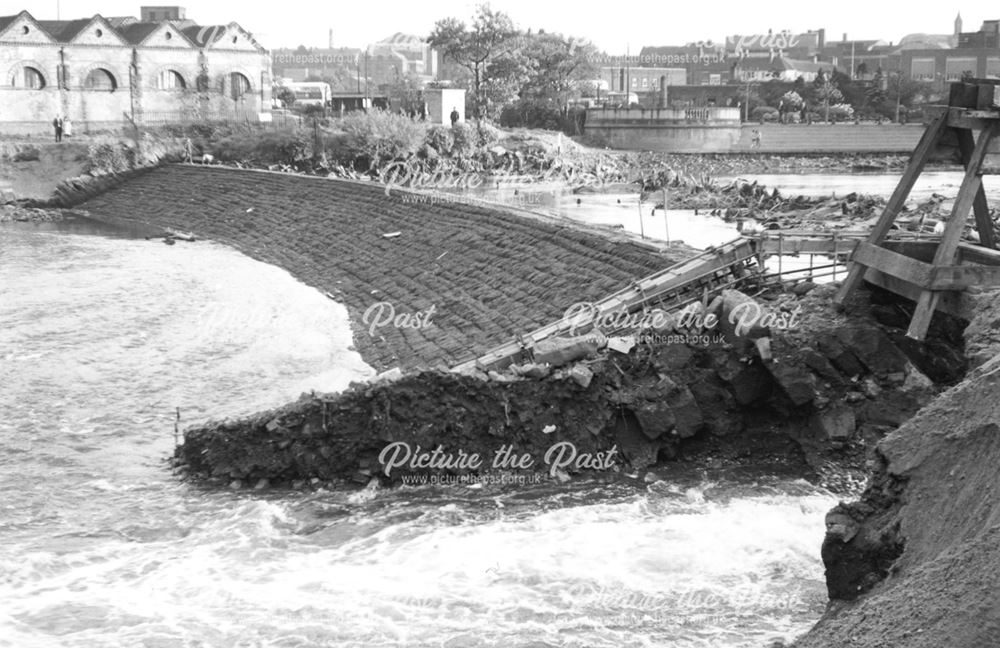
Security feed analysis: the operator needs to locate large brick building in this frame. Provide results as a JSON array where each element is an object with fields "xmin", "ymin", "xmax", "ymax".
[{"xmin": 0, "ymin": 6, "xmax": 271, "ymax": 134}]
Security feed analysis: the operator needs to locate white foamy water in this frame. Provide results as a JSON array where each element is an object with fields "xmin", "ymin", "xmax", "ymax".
[{"xmin": 0, "ymin": 223, "xmax": 834, "ymax": 647}]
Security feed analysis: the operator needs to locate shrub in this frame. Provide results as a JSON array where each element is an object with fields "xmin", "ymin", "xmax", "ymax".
[
  {"xmin": 752, "ymin": 106, "xmax": 778, "ymax": 122},
  {"xmin": 828, "ymin": 103, "xmax": 855, "ymax": 122},
  {"xmin": 450, "ymin": 122, "xmax": 476, "ymax": 158},
  {"xmin": 85, "ymin": 141, "xmax": 130, "ymax": 174},
  {"xmin": 339, "ymin": 110, "xmax": 426, "ymax": 167},
  {"xmin": 425, "ymin": 125, "xmax": 454, "ymax": 156},
  {"xmin": 476, "ymin": 121, "xmax": 502, "ymax": 148},
  {"xmin": 213, "ymin": 128, "xmax": 308, "ymax": 165},
  {"xmin": 499, "ymin": 99, "xmax": 561, "ymax": 131},
  {"xmin": 780, "ymin": 90, "xmax": 804, "ymax": 109}
]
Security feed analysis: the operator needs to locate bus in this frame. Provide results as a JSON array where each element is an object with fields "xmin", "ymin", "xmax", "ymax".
[{"xmin": 285, "ymin": 82, "xmax": 331, "ymax": 108}]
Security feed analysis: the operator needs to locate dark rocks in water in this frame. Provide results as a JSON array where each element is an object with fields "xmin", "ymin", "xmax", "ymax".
[{"xmin": 821, "ymin": 502, "xmax": 903, "ymax": 600}]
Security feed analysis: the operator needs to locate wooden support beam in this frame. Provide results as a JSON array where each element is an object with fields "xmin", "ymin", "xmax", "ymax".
[
  {"xmin": 957, "ymin": 127, "xmax": 997, "ymax": 249},
  {"xmin": 907, "ymin": 122, "xmax": 999, "ymax": 339},
  {"xmin": 929, "ymin": 264, "xmax": 1000, "ymax": 289},
  {"xmin": 852, "ymin": 241, "xmax": 935, "ymax": 288},
  {"xmin": 946, "ymin": 107, "xmax": 1000, "ymax": 131},
  {"xmin": 835, "ymin": 112, "xmax": 948, "ymax": 307},
  {"xmin": 862, "ymin": 268, "xmax": 968, "ymax": 320}
]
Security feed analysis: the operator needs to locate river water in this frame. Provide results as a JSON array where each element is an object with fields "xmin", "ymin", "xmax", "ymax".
[{"xmin": 0, "ymin": 221, "xmax": 836, "ymax": 647}]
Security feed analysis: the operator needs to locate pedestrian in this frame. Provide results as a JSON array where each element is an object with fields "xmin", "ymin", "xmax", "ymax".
[
  {"xmin": 755, "ymin": 128, "xmax": 763, "ymax": 149},
  {"xmin": 52, "ymin": 115, "xmax": 63, "ymax": 142},
  {"xmin": 450, "ymin": 107, "xmax": 460, "ymax": 126},
  {"xmin": 750, "ymin": 128, "xmax": 761, "ymax": 149},
  {"xmin": 63, "ymin": 116, "xmax": 72, "ymax": 138}
]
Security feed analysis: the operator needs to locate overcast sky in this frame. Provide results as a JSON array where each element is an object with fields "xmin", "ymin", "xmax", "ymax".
[{"xmin": 3, "ymin": 0, "xmax": 996, "ymax": 52}]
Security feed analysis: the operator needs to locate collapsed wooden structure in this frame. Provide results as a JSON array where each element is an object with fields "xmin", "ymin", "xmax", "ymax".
[
  {"xmin": 835, "ymin": 79, "xmax": 1000, "ymax": 339},
  {"xmin": 454, "ymin": 80, "xmax": 1000, "ymax": 372}
]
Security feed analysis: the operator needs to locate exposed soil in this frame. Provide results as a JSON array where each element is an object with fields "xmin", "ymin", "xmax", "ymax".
[
  {"xmin": 0, "ymin": 142, "xmax": 91, "ymax": 200},
  {"xmin": 793, "ymin": 353, "xmax": 1000, "ymax": 648}
]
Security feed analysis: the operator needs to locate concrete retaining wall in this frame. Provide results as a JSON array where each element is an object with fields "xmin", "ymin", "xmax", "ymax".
[{"xmin": 587, "ymin": 123, "xmax": 925, "ymax": 154}]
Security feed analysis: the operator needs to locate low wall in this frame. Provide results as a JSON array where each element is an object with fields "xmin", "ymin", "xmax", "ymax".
[
  {"xmin": 586, "ymin": 122, "xmax": 925, "ymax": 154},
  {"xmin": 586, "ymin": 123, "xmax": 744, "ymax": 153},
  {"xmin": 0, "ymin": 120, "xmax": 128, "ymax": 136}
]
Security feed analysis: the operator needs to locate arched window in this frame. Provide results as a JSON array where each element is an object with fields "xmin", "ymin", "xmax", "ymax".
[
  {"xmin": 157, "ymin": 70, "xmax": 186, "ymax": 90},
  {"xmin": 230, "ymin": 72, "xmax": 251, "ymax": 100},
  {"xmin": 84, "ymin": 68, "xmax": 117, "ymax": 92},
  {"xmin": 9, "ymin": 66, "xmax": 46, "ymax": 89}
]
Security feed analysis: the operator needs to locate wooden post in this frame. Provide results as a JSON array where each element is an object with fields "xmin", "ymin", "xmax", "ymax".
[
  {"xmin": 832, "ymin": 232, "xmax": 838, "ymax": 281},
  {"xmin": 777, "ymin": 233, "xmax": 783, "ymax": 277},
  {"xmin": 834, "ymin": 112, "xmax": 948, "ymax": 307},
  {"xmin": 956, "ymin": 127, "xmax": 996, "ymax": 249},
  {"xmin": 637, "ymin": 196, "xmax": 645, "ymax": 239},
  {"xmin": 907, "ymin": 122, "xmax": 998, "ymax": 339},
  {"xmin": 662, "ymin": 188, "xmax": 670, "ymax": 245}
]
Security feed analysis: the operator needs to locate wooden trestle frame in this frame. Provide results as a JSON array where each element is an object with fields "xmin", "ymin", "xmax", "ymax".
[{"xmin": 835, "ymin": 80, "xmax": 1000, "ymax": 340}]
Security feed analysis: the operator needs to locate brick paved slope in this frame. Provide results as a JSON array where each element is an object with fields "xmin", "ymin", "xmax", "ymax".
[{"xmin": 78, "ymin": 165, "xmax": 680, "ymax": 370}]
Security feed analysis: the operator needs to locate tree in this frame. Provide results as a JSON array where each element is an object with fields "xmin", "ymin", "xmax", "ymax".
[
  {"xmin": 518, "ymin": 32, "xmax": 599, "ymax": 109},
  {"xmin": 813, "ymin": 70, "xmax": 843, "ymax": 122},
  {"xmin": 275, "ymin": 86, "xmax": 296, "ymax": 108},
  {"xmin": 428, "ymin": 5, "xmax": 519, "ymax": 118},
  {"xmin": 381, "ymin": 71, "xmax": 426, "ymax": 116},
  {"xmin": 885, "ymin": 73, "xmax": 933, "ymax": 121},
  {"xmin": 480, "ymin": 50, "xmax": 534, "ymax": 119}
]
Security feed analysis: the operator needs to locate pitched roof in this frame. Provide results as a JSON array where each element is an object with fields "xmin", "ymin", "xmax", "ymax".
[
  {"xmin": 897, "ymin": 33, "xmax": 957, "ymax": 50},
  {"xmin": 106, "ymin": 16, "xmax": 137, "ymax": 28},
  {"xmin": 117, "ymin": 22, "xmax": 161, "ymax": 44},
  {"xmin": 36, "ymin": 18, "xmax": 90, "ymax": 42},
  {"xmin": 2, "ymin": 11, "xmax": 263, "ymax": 50},
  {"xmin": 380, "ymin": 32, "xmax": 425, "ymax": 45},
  {"xmin": 0, "ymin": 14, "xmax": 19, "ymax": 32},
  {"xmin": 182, "ymin": 24, "xmax": 227, "ymax": 47}
]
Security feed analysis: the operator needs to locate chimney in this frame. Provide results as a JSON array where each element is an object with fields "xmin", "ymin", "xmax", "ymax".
[
  {"xmin": 329, "ymin": 28, "xmax": 333, "ymax": 49},
  {"xmin": 843, "ymin": 33, "xmax": 847, "ymax": 42}
]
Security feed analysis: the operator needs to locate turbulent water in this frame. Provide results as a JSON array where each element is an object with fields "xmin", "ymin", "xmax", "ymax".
[{"xmin": 0, "ymin": 223, "xmax": 835, "ymax": 648}]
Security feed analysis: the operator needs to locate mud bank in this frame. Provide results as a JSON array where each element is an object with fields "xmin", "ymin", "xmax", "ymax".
[
  {"xmin": 795, "ymin": 364, "xmax": 1000, "ymax": 646},
  {"xmin": 173, "ymin": 285, "xmax": 963, "ymax": 493}
]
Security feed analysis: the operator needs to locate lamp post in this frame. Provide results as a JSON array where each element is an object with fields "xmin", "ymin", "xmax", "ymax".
[{"xmin": 892, "ymin": 72, "xmax": 901, "ymax": 124}]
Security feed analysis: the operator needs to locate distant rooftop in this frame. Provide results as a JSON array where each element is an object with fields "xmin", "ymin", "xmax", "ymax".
[{"xmin": 0, "ymin": 9, "xmax": 263, "ymax": 49}]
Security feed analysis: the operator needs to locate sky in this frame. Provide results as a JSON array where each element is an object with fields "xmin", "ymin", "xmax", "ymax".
[{"xmin": 2, "ymin": 0, "xmax": 997, "ymax": 53}]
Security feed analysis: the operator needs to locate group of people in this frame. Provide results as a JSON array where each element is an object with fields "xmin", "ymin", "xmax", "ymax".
[{"xmin": 52, "ymin": 116, "xmax": 72, "ymax": 142}]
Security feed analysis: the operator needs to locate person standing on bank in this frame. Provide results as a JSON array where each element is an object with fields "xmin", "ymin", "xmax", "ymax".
[
  {"xmin": 63, "ymin": 116, "xmax": 72, "ymax": 138},
  {"xmin": 450, "ymin": 107, "xmax": 460, "ymax": 126},
  {"xmin": 52, "ymin": 116, "xmax": 63, "ymax": 142}
]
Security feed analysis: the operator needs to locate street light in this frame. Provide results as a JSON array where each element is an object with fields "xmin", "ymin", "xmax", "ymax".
[{"xmin": 743, "ymin": 78, "xmax": 759, "ymax": 122}]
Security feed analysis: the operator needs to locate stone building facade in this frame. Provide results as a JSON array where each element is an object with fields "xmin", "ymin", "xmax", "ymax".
[{"xmin": 0, "ymin": 7, "xmax": 271, "ymax": 134}]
